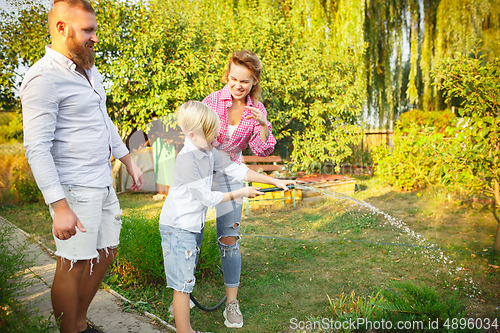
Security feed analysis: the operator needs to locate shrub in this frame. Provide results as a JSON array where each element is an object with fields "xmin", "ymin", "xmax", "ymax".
[
  {"xmin": 371, "ymin": 114, "xmax": 459, "ymax": 191},
  {"xmin": 397, "ymin": 109, "xmax": 455, "ymax": 134},
  {"xmin": 111, "ymin": 215, "xmax": 220, "ymax": 287},
  {"xmin": 112, "ymin": 215, "xmax": 164, "ymax": 286},
  {"xmin": 328, "ymin": 291, "xmax": 384, "ymax": 332},
  {"xmin": 328, "ymin": 281, "xmax": 479, "ymax": 332},
  {"xmin": 0, "ymin": 221, "xmax": 56, "ymax": 332},
  {"xmin": 196, "ymin": 219, "xmax": 220, "ymax": 278},
  {"xmin": 377, "ymin": 281, "xmax": 479, "ymax": 332},
  {"xmin": 10, "ymin": 167, "xmax": 43, "ymax": 203},
  {"xmin": 0, "ymin": 112, "xmax": 23, "ymax": 144}
]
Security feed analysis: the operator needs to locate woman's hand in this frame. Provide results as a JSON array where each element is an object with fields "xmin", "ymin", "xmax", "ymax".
[
  {"xmin": 244, "ymin": 106, "xmax": 267, "ymax": 126},
  {"xmin": 274, "ymin": 179, "xmax": 296, "ymax": 191}
]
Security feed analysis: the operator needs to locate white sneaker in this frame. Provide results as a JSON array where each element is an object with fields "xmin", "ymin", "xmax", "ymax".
[
  {"xmin": 223, "ymin": 299, "xmax": 243, "ymax": 328},
  {"xmin": 168, "ymin": 299, "xmax": 196, "ymax": 318}
]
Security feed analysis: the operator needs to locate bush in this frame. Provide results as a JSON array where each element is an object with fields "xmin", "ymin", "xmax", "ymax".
[
  {"xmin": 372, "ymin": 124, "xmax": 443, "ymax": 190},
  {"xmin": 10, "ymin": 167, "xmax": 43, "ymax": 203},
  {"xmin": 0, "ymin": 112, "xmax": 23, "ymax": 144},
  {"xmin": 0, "ymin": 221, "xmax": 56, "ymax": 332},
  {"xmin": 328, "ymin": 281, "xmax": 479, "ymax": 332},
  {"xmin": 112, "ymin": 215, "xmax": 164, "ymax": 286},
  {"xmin": 111, "ymin": 215, "xmax": 220, "ymax": 287},
  {"xmin": 377, "ymin": 281, "xmax": 479, "ymax": 332},
  {"xmin": 196, "ymin": 219, "xmax": 220, "ymax": 278},
  {"xmin": 397, "ymin": 109, "xmax": 455, "ymax": 134},
  {"xmin": 371, "ymin": 112, "xmax": 459, "ymax": 191}
]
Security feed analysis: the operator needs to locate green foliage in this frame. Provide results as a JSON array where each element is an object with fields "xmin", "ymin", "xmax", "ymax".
[
  {"xmin": 112, "ymin": 215, "xmax": 164, "ymax": 286},
  {"xmin": 0, "ymin": 222, "xmax": 56, "ymax": 332},
  {"xmin": 196, "ymin": 219, "xmax": 220, "ymax": 278},
  {"xmin": 377, "ymin": 281, "xmax": 478, "ymax": 332},
  {"xmin": 2, "ymin": 0, "xmax": 366, "ymax": 171},
  {"xmin": 0, "ymin": 1, "xmax": 49, "ymax": 112},
  {"xmin": 328, "ymin": 282, "xmax": 477, "ymax": 332},
  {"xmin": 10, "ymin": 167, "xmax": 43, "ymax": 203},
  {"xmin": 0, "ymin": 112, "xmax": 23, "ymax": 143},
  {"xmin": 396, "ymin": 109, "xmax": 455, "ymax": 134},
  {"xmin": 433, "ymin": 48, "xmax": 500, "ymax": 208},
  {"xmin": 328, "ymin": 291, "xmax": 384, "ymax": 332},
  {"xmin": 371, "ymin": 121, "xmax": 450, "ymax": 191},
  {"xmin": 112, "ymin": 215, "xmax": 220, "ymax": 286}
]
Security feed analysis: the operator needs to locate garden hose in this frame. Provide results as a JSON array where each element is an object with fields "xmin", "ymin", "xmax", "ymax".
[
  {"xmin": 190, "ymin": 266, "xmax": 227, "ymax": 311},
  {"xmin": 190, "ymin": 293, "xmax": 227, "ymax": 312},
  {"xmin": 257, "ymin": 184, "xmax": 295, "ymax": 192}
]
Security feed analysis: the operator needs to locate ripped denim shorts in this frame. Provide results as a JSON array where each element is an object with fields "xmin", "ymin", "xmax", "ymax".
[
  {"xmin": 160, "ymin": 224, "xmax": 204, "ymax": 294},
  {"xmin": 49, "ymin": 185, "xmax": 122, "ymax": 263}
]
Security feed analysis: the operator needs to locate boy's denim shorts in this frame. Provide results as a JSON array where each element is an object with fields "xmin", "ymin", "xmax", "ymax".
[
  {"xmin": 49, "ymin": 185, "xmax": 122, "ymax": 262},
  {"xmin": 160, "ymin": 224, "xmax": 203, "ymax": 294}
]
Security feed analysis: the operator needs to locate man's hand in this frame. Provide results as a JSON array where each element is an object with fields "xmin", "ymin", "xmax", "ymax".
[
  {"xmin": 120, "ymin": 153, "xmax": 145, "ymax": 191},
  {"xmin": 51, "ymin": 199, "xmax": 86, "ymax": 240}
]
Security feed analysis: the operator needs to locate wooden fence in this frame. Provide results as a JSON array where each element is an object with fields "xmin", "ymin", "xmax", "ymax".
[{"xmin": 362, "ymin": 129, "xmax": 393, "ymax": 149}]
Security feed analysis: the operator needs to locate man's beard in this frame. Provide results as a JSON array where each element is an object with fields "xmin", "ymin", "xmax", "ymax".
[{"xmin": 66, "ymin": 27, "xmax": 95, "ymax": 70}]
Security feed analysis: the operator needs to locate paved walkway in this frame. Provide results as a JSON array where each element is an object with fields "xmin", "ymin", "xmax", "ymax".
[{"xmin": 1, "ymin": 216, "xmax": 176, "ymax": 333}]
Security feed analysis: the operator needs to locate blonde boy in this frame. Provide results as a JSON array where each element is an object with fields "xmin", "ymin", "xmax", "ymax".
[{"xmin": 159, "ymin": 101, "xmax": 293, "ymax": 333}]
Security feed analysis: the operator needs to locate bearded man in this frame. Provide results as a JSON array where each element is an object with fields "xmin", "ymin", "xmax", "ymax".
[{"xmin": 20, "ymin": 1, "xmax": 144, "ymax": 332}]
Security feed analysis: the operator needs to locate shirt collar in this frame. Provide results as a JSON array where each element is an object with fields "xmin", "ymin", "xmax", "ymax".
[
  {"xmin": 221, "ymin": 84, "xmax": 256, "ymax": 107},
  {"xmin": 45, "ymin": 45, "xmax": 78, "ymax": 71},
  {"xmin": 184, "ymin": 137, "xmax": 210, "ymax": 160}
]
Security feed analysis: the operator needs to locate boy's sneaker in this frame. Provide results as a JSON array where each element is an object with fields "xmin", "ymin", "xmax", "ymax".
[
  {"xmin": 168, "ymin": 299, "xmax": 196, "ymax": 318},
  {"xmin": 223, "ymin": 299, "xmax": 243, "ymax": 328}
]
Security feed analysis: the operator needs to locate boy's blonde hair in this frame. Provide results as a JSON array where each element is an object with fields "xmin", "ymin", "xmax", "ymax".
[{"xmin": 178, "ymin": 100, "xmax": 220, "ymax": 140}]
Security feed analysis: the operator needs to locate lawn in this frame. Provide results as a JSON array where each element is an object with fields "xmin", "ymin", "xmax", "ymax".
[{"xmin": 1, "ymin": 177, "xmax": 499, "ymax": 332}]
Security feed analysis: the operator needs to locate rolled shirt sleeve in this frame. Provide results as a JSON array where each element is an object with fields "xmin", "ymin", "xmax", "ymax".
[{"xmin": 247, "ymin": 104, "xmax": 276, "ymax": 157}]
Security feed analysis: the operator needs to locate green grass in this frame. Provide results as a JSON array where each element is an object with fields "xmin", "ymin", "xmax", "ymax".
[
  {"xmin": 0, "ymin": 221, "xmax": 57, "ymax": 332},
  {"xmin": 1, "ymin": 179, "xmax": 500, "ymax": 332}
]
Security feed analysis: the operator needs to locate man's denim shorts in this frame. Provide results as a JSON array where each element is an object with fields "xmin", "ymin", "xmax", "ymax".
[
  {"xmin": 160, "ymin": 224, "xmax": 203, "ymax": 294},
  {"xmin": 49, "ymin": 185, "xmax": 122, "ymax": 262}
]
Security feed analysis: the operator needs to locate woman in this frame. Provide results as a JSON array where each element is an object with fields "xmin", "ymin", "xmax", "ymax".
[{"xmin": 203, "ymin": 50, "xmax": 276, "ymax": 328}]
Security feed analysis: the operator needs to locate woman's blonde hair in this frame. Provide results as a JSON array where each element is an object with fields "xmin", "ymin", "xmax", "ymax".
[
  {"xmin": 223, "ymin": 50, "xmax": 263, "ymax": 102},
  {"xmin": 177, "ymin": 100, "xmax": 219, "ymax": 140}
]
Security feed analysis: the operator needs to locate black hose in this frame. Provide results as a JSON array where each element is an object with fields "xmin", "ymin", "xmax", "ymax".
[
  {"xmin": 190, "ymin": 293, "xmax": 227, "ymax": 312},
  {"xmin": 257, "ymin": 184, "xmax": 295, "ymax": 192},
  {"xmin": 190, "ymin": 266, "xmax": 227, "ymax": 311}
]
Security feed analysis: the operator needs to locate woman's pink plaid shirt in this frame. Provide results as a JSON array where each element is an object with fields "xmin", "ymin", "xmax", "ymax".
[{"xmin": 203, "ymin": 85, "xmax": 276, "ymax": 163}]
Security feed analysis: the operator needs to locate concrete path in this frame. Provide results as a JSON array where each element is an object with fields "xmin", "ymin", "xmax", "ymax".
[{"xmin": 1, "ymin": 216, "xmax": 176, "ymax": 333}]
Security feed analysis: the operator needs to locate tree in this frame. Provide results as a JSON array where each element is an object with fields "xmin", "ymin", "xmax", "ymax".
[
  {"xmin": 433, "ymin": 47, "xmax": 500, "ymax": 251},
  {"xmin": 2, "ymin": 0, "xmax": 366, "ymax": 171},
  {"xmin": 0, "ymin": 1, "xmax": 48, "ymax": 112}
]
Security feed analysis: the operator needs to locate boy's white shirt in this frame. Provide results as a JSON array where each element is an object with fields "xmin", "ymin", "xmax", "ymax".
[{"xmin": 159, "ymin": 137, "xmax": 248, "ymax": 233}]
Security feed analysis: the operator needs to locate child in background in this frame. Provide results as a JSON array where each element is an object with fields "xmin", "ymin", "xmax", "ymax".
[{"xmin": 159, "ymin": 100, "xmax": 294, "ymax": 333}]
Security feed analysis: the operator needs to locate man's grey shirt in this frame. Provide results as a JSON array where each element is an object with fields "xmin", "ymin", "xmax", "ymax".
[{"xmin": 20, "ymin": 46, "xmax": 129, "ymax": 205}]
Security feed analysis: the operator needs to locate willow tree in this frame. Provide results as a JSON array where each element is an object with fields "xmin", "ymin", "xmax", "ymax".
[
  {"xmin": 364, "ymin": 0, "xmax": 500, "ymax": 127},
  {"xmin": 418, "ymin": 0, "xmax": 500, "ymax": 111},
  {"xmin": 363, "ymin": 0, "xmax": 418, "ymax": 128}
]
